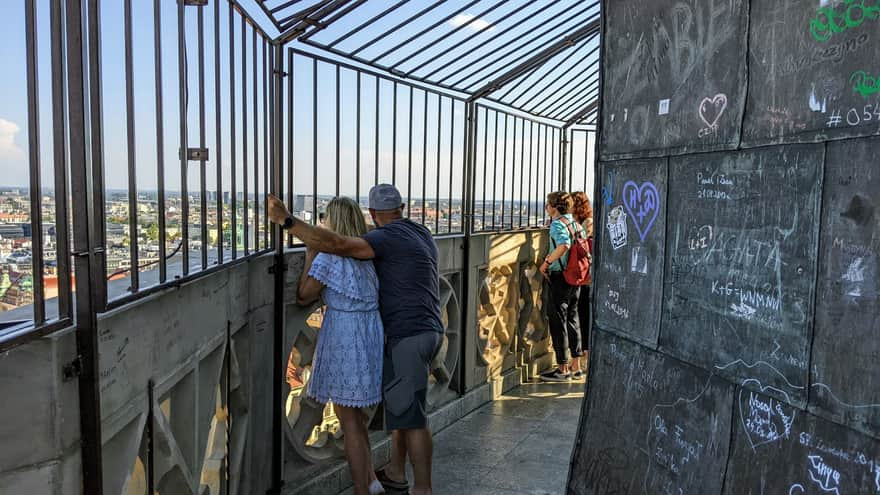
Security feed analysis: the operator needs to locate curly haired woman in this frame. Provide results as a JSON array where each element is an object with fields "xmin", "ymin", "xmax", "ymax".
[{"xmin": 571, "ymin": 191, "xmax": 594, "ymax": 376}]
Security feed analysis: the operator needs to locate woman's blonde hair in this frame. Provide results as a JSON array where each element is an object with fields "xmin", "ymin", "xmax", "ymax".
[{"xmin": 325, "ymin": 197, "xmax": 368, "ymax": 237}]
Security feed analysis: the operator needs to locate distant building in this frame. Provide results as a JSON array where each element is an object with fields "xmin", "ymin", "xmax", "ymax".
[{"xmin": 0, "ymin": 225, "xmax": 25, "ymax": 239}]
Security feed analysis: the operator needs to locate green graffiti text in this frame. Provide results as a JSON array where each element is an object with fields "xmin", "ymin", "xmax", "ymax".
[
  {"xmin": 851, "ymin": 70, "xmax": 880, "ymax": 98},
  {"xmin": 809, "ymin": 0, "xmax": 880, "ymax": 42}
]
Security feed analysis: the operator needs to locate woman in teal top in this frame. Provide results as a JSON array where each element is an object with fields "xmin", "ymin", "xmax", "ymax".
[{"xmin": 538, "ymin": 191, "xmax": 584, "ymax": 382}]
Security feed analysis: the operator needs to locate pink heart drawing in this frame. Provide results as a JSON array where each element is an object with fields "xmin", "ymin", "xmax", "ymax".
[{"xmin": 699, "ymin": 94, "xmax": 728, "ymax": 129}]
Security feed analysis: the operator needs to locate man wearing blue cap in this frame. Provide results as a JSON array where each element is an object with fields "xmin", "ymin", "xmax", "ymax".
[{"xmin": 269, "ymin": 184, "xmax": 442, "ymax": 495}]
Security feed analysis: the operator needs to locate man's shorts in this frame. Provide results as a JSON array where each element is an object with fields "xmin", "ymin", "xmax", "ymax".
[{"xmin": 382, "ymin": 331, "xmax": 443, "ymax": 431}]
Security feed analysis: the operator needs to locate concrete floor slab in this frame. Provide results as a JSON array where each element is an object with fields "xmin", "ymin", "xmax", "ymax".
[{"xmin": 340, "ymin": 379, "xmax": 584, "ymax": 495}]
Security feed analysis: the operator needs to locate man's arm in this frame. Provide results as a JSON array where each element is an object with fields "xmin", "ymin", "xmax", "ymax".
[{"xmin": 268, "ymin": 195, "xmax": 375, "ymax": 259}]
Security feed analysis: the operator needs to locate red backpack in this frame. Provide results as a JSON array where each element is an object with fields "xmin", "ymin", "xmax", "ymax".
[{"xmin": 557, "ymin": 217, "xmax": 593, "ymax": 286}]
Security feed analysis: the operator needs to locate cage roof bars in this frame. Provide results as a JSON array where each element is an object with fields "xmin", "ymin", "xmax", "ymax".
[{"xmin": 260, "ymin": 0, "xmax": 600, "ymax": 125}]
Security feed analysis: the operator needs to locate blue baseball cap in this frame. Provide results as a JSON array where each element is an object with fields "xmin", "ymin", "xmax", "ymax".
[{"xmin": 368, "ymin": 184, "xmax": 403, "ymax": 211}]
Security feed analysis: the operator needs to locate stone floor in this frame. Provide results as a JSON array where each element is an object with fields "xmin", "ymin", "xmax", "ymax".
[{"xmin": 342, "ymin": 378, "xmax": 585, "ymax": 495}]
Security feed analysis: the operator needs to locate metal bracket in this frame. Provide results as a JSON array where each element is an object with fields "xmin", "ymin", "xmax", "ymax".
[
  {"xmin": 62, "ymin": 356, "xmax": 82, "ymax": 382},
  {"xmin": 181, "ymin": 147, "xmax": 210, "ymax": 161},
  {"xmin": 183, "ymin": 0, "xmax": 208, "ymax": 6}
]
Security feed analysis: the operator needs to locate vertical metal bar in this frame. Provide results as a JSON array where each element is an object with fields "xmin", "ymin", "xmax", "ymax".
[
  {"xmin": 287, "ymin": 49, "xmax": 294, "ymax": 246},
  {"xmin": 312, "ymin": 59, "xmax": 318, "ymax": 223},
  {"xmin": 154, "ymin": 0, "xmax": 168, "ymax": 281},
  {"xmin": 435, "ymin": 96, "xmax": 441, "ymax": 233},
  {"xmin": 241, "ymin": 16, "xmax": 249, "ymax": 254},
  {"xmin": 335, "ymin": 65, "xmax": 341, "ymax": 196},
  {"xmin": 510, "ymin": 117, "xmax": 517, "ymax": 229},
  {"xmin": 70, "ymin": 0, "xmax": 105, "ymax": 490},
  {"xmin": 24, "ymin": 0, "xmax": 45, "ymax": 324},
  {"xmin": 554, "ymin": 128, "xmax": 561, "ymax": 191},
  {"xmin": 374, "ymin": 77, "xmax": 380, "ymax": 185},
  {"xmin": 491, "ymin": 111, "xmax": 499, "ymax": 230},
  {"xmin": 392, "ymin": 81, "xmax": 397, "ymax": 185},
  {"xmin": 584, "ymin": 131, "xmax": 590, "ymax": 192},
  {"xmin": 214, "ymin": 0, "xmax": 223, "ymax": 263},
  {"xmin": 406, "ymin": 86, "xmax": 413, "ymax": 218},
  {"xmin": 178, "ymin": 0, "xmax": 190, "ymax": 275},
  {"xmin": 50, "ymin": 0, "xmax": 71, "ymax": 319},
  {"xmin": 518, "ymin": 117, "xmax": 525, "ymax": 228},
  {"xmin": 270, "ymin": 42, "xmax": 285, "ymax": 495},
  {"xmin": 421, "ymin": 93, "xmax": 428, "ymax": 226},
  {"xmin": 460, "ymin": 101, "xmax": 469, "ymax": 233},
  {"xmin": 480, "ymin": 106, "xmax": 488, "ymax": 231},
  {"xmin": 562, "ymin": 129, "xmax": 574, "ymax": 190},
  {"xmin": 177, "ymin": 0, "xmax": 189, "ymax": 275},
  {"xmin": 124, "ymin": 0, "xmax": 140, "ymax": 291},
  {"xmin": 263, "ymin": 39, "xmax": 269, "ymax": 249},
  {"xmin": 199, "ymin": 3, "xmax": 208, "ymax": 268},
  {"xmin": 146, "ymin": 379, "xmax": 155, "ymax": 495},
  {"xmin": 252, "ymin": 28, "xmax": 258, "ymax": 251},
  {"xmin": 542, "ymin": 125, "xmax": 548, "ymax": 224},
  {"xmin": 354, "ymin": 71, "xmax": 361, "ymax": 204},
  {"xmin": 229, "ymin": 3, "xmax": 237, "ymax": 259},
  {"xmin": 447, "ymin": 99, "xmax": 454, "ymax": 233},
  {"xmin": 500, "ymin": 113, "xmax": 508, "ymax": 231},
  {"xmin": 87, "ymin": 0, "xmax": 108, "ymax": 309},
  {"xmin": 355, "ymin": 71, "xmax": 361, "ymax": 203},
  {"xmin": 527, "ymin": 121, "xmax": 533, "ymax": 225}
]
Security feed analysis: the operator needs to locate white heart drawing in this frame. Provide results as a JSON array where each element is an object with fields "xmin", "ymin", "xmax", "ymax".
[
  {"xmin": 738, "ymin": 379, "xmax": 797, "ymax": 451},
  {"xmin": 699, "ymin": 94, "xmax": 728, "ymax": 129}
]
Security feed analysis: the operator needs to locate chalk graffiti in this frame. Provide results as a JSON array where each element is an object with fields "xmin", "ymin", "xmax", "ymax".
[
  {"xmin": 809, "ymin": 83, "xmax": 828, "ymax": 113},
  {"xmin": 712, "ymin": 280, "xmax": 783, "ymax": 313},
  {"xmin": 809, "ymin": 1, "xmax": 880, "ymax": 43},
  {"xmin": 739, "ymin": 389, "xmax": 796, "ymax": 449},
  {"xmin": 607, "ymin": 205, "xmax": 628, "ymax": 250},
  {"xmin": 842, "ymin": 257, "xmax": 866, "ymax": 297},
  {"xmin": 826, "ymin": 101, "xmax": 880, "ymax": 127},
  {"xmin": 580, "ymin": 448, "xmax": 631, "ymax": 494},
  {"xmin": 622, "ymin": 181, "xmax": 660, "ymax": 242},
  {"xmin": 851, "ymin": 70, "xmax": 880, "ymax": 98},
  {"xmin": 698, "ymin": 94, "xmax": 728, "ymax": 137},
  {"xmin": 601, "ymin": 170, "xmax": 614, "ymax": 206},
  {"xmin": 778, "ymin": 34, "xmax": 870, "ymax": 76},
  {"xmin": 808, "ymin": 454, "xmax": 842, "ymax": 495},
  {"xmin": 688, "ymin": 225, "xmax": 714, "ymax": 251},
  {"xmin": 631, "ymin": 246, "xmax": 648, "ymax": 274},
  {"xmin": 604, "ymin": 290, "xmax": 630, "ymax": 320}
]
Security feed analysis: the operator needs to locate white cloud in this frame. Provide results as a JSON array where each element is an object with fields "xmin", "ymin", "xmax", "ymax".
[
  {"xmin": 0, "ymin": 118, "xmax": 26, "ymax": 161},
  {"xmin": 449, "ymin": 14, "xmax": 494, "ymax": 32}
]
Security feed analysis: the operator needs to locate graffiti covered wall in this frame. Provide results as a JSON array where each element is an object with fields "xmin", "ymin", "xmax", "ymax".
[{"xmin": 569, "ymin": 0, "xmax": 880, "ymax": 493}]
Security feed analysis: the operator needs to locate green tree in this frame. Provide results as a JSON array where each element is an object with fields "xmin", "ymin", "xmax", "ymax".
[{"xmin": 145, "ymin": 223, "xmax": 159, "ymax": 242}]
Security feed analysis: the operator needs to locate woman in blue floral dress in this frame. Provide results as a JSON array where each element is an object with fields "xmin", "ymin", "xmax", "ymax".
[{"xmin": 297, "ymin": 197, "xmax": 385, "ymax": 495}]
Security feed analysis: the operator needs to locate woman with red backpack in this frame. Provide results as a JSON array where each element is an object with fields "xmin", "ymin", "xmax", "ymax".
[
  {"xmin": 571, "ymin": 191, "xmax": 594, "ymax": 375},
  {"xmin": 538, "ymin": 191, "xmax": 590, "ymax": 382}
]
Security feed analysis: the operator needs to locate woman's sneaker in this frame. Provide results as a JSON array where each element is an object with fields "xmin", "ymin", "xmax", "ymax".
[
  {"xmin": 572, "ymin": 370, "xmax": 585, "ymax": 380},
  {"xmin": 538, "ymin": 368, "xmax": 571, "ymax": 382}
]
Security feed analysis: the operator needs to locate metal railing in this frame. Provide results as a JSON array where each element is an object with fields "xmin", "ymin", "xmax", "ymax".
[
  {"xmin": 1, "ymin": 0, "xmax": 277, "ymax": 344},
  {"xmin": 283, "ymin": 49, "xmax": 468, "ymax": 238},
  {"xmin": 472, "ymin": 105, "xmax": 563, "ymax": 232}
]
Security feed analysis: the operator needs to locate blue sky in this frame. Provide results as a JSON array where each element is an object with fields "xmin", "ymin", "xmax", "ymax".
[{"xmin": 0, "ymin": 0, "xmax": 597, "ymax": 201}]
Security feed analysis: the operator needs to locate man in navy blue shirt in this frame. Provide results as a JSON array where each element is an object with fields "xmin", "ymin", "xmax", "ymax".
[{"xmin": 269, "ymin": 184, "xmax": 442, "ymax": 495}]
